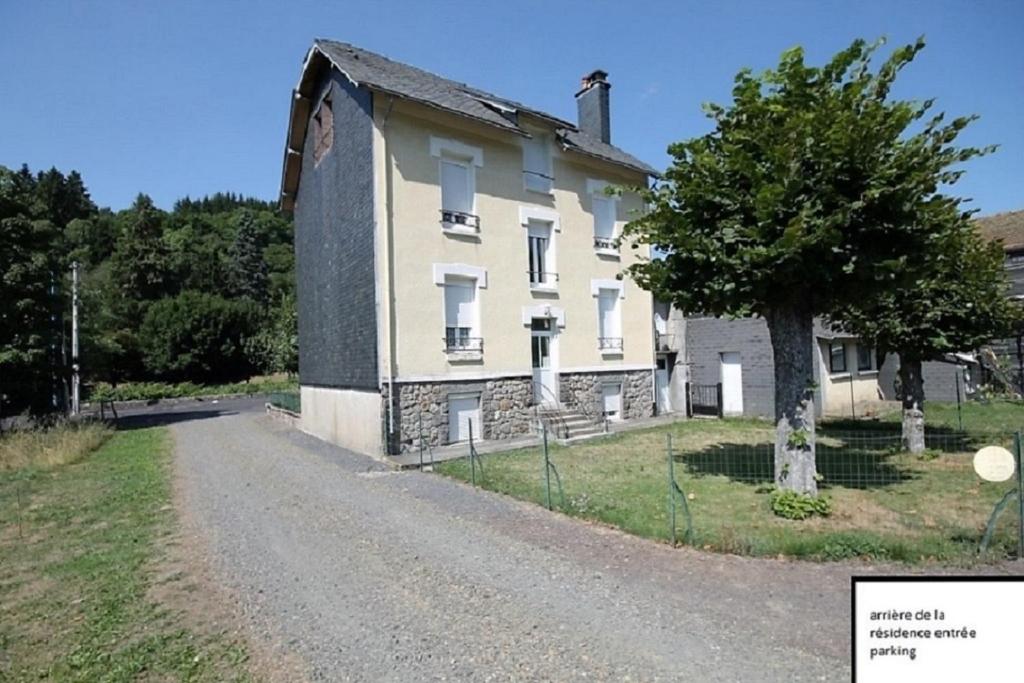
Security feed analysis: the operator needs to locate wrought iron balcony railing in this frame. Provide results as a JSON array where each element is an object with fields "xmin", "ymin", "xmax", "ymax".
[
  {"xmin": 593, "ymin": 235, "xmax": 617, "ymax": 251},
  {"xmin": 598, "ymin": 337, "xmax": 624, "ymax": 351},
  {"xmin": 440, "ymin": 209, "xmax": 480, "ymax": 231},
  {"xmin": 444, "ymin": 336, "xmax": 484, "ymax": 353},
  {"xmin": 527, "ymin": 271, "xmax": 559, "ymax": 288}
]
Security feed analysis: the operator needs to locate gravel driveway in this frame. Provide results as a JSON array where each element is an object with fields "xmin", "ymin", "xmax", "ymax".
[{"xmin": 173, "ymin": 409, "xmax": 857, "ymax": 681}]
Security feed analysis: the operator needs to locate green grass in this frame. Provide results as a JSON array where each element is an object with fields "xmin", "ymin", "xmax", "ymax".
[
  {"xmin": 438, "ymin": 417, "xmax": 1022, "ymax": 564},
  {"xmin": 873, "ymin": 398, "xmax": 1024, "ymax": 434},
  {"xmin": 0, "ymin": 428, "xmax": 255, "ymax": 681},
  {"xmin": 0, "ymin": 422, "xmax": 112, "ymax": 472}
]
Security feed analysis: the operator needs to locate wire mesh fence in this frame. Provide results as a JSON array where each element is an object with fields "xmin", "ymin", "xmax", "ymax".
[
  {"xmin": 434, "ymin": 419, "xmax": 1024, "ymax": 563},
  {"xmin": 267, "ymin": 391, "xmax": 301, "ymax": 414}
]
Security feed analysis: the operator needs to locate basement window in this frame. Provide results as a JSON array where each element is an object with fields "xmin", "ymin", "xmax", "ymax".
[{"xmin": 312, "ymin": 95, "xmax": 334, "ymax": 165}]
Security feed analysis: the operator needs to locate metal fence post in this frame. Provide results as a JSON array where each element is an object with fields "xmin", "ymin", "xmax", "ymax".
[
  {"xmin": 955, "ymin": 370, "xmax": 964, "ymax": 432},
  {"xmin": 469, "ymin": 419, "xmax": 476, "ymax": 486},
  {"xmin": 543, "ymin": 423, "xmax": 552, "ymax": 510},
  {"xmin": 715, "ymin": 383, "xmax": 724, "ymax": 418},
  {"xmin": 668, "ymin": 434, "xmax": 677, "ymax": 546},
  {"xmin": 418, "ymin": 413, "xmax": 424, "ymax": 469},
  {"xmin": 1017, "ymin": 431, "xmax": 1024, "ymax": 560}
]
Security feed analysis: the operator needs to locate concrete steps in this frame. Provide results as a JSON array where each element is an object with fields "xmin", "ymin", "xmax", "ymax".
[{"xmin": 537, "ymin": 406, "xmax": 608, "ymax": 442}]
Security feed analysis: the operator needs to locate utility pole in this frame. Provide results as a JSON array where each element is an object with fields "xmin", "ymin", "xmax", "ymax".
[{"xmin": 71, "ymin": 261, "xmax": 80, "ymax": 416}]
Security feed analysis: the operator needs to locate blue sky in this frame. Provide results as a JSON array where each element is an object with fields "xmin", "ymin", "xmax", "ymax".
[{"xmin": 1, "ymin": 0, "xmax": 1021, "ymax": 214}]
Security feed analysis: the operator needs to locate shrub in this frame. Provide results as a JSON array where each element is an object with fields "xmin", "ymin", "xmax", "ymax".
[
  {"xmin": 769, "ymin": 488, "xmax": 832, "ymax": 520},
  {"xmin": 821, "ymin": 534, "xmax": 890, "ymax": 561},
  {"xmin": 86, "ymin": 377, "xmax": 297, "ymax": 402},
  {"xmin": 139, "ymin": 291, "xmax": 258, "ymax": 383}
]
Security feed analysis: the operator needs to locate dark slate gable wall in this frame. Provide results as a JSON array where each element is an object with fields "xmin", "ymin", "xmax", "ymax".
[
  {"xmin": 686, "ymin": 317, "xmax": 776, "ymax": 419},
  {"xmin": 294, "ymin": 72, "xmax": 378, "ymax": 390}
]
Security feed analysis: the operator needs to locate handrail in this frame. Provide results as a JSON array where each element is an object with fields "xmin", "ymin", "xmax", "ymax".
[{"xmin": 531, "ymin": 380, "xmax": 569, "ymax": 440}]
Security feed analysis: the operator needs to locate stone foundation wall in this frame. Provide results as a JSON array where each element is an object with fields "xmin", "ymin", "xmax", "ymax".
[
  {"xmin": 559, "ymin": 369, "xmax": 654, "ymax": 421},
  {"xmin": 385, "ymin": 376, "xmax": 533, "ymax": 453}
]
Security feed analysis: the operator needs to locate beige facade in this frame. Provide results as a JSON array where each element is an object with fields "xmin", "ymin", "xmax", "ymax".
[
  {"xmin": 817, "ymin": 338, "xmax": 888, "ymax": 416},
  {"xmin": 373, "ymin": 98, "xmax": 654, "ymax": 387}
]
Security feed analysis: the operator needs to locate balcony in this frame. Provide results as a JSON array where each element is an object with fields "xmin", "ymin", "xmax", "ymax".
[
  {"xmin": 655, "ymin": 331, "xmax": 677, "ymax": 353},
  {"xmin": 440, "ymin": 209, "xmax": 480, "ymax": 235},
  {"xmin": 527, "ymin": 270, "xmax": 559, "ymax": 293},
  {"xmin": 593, "ymin": 235, "xmax": 618, "ymax": 256},
  {"xmin": 598, "ymin": 337, "xmax": 624, "ymax": 355},
  {"xmin": 444, "ymin": 335, "xmax": 484, "ymax": 361},
  {"xmin": 523, "ymin": 170, "xmax": 554, "ymax": 194}
]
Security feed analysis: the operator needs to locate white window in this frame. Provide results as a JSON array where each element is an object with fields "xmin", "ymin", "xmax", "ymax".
[
  {"xmin": 448, "ymin": 393, "xmax": 482, "ymax": 443},
  {"xmin": 593, "ymin": 195, "xmax": 618, "ymax": 252},
  {"xmin": 438, "ymin": 156, "xmax": 473, "ymax": 218},
  {"xmin": 431, "ymin": 137, "xmax": 482, "ymax": 232},
  {"xmin": 601, "ymin": 383, "xmax": 623, "ymax": 420},
  {"xmin": 523, "ymin": 133, "xmax": 553, "ymax": 194},
  {"xmin": 444, "ymin": 278, "xmax": 479, "ymax": 353},
  {"xmin": 527, "ymin": 220, "xmax": 556, "ymax": 289},
  {"xmin": 597, "ymin": 288, "xmax": 622, "ymax": 354}
]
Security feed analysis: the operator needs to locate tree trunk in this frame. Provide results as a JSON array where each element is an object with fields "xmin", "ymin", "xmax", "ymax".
[
  {"xmin": 899, "ymin": 358, "xmax": 925, "ymax": 454},
  {"xmin": 765, "ymin": 305, "xmax": 818, "ymax": 496}
]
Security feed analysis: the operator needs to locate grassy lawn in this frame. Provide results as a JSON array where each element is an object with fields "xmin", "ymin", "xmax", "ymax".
[
  {"xmin": 0, "ymin": 427, "xmax": 255, "ymax": 681},
  {"xmin": 437, "ymin": 413, "xmax": 1023, "ymax": 564},
  {"xmin": 873, "ymin": 398, "xmax": 1024, "ymax": 434}
]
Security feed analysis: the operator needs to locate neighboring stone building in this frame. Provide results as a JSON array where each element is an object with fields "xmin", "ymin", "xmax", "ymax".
[{"xmin": 280, "ymin": 40, "xmax": 657, "ymax": 456}]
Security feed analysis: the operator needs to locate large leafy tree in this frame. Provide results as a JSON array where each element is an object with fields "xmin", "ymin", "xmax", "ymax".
[
  {"xmin": 831, "ymin": 216, "xmax": 1019, "ymax": 450},
  {"xmin": 139, "ymin": 291, "xmax": 258, "ymax": 383},
  {"xmin": 110, "ymin": 194, "xmax": 169, "ymax": 303},
  {"xmin": 0, "ymin": 167, "xmax": 63, "ymax": 415},
  {"xmin": 230, "ymin": 209, "xmax": 269, "ymax": 304},
  {"xmin": 622, "ymin": 38, "xmax": 988, "ymax": 494}
]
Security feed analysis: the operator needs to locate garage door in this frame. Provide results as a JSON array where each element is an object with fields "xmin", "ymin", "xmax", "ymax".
[{"xmin": 448, "ymin": 394, "xmax": 481, "ymax": 443}]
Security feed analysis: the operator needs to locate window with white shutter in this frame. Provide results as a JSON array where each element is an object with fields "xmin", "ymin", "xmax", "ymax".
[
  {"xmin": 593, "ymin": 195, "xmax": 617, "ymax": 252},
  {"xmin": 523, "ymin": 134, "xmax": 553, "ymax": 194},
  {"xmin": 444, "ymin": 278, "xmax": 481, "ymax": 354},
  {"xmin": 597, "ymin": 288, "xmax": 622, "ymax": 353}
]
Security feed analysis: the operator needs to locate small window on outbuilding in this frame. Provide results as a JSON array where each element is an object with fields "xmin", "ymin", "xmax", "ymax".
[
  {"xmin": 829, "ymin": 342, "xmax": 847, "ymax": 374},
  {"xmin": 857, "ymin": 344, "xmax": 874, "ymax": 372},
  {"xmin": 312, "ymin": 95, "xmax": 334, "ymax": 165}
]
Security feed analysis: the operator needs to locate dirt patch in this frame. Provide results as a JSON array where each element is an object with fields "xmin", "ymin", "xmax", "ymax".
[{"xmin": 163, "ymin": 434, "xmax": 308, "ymax": 683}]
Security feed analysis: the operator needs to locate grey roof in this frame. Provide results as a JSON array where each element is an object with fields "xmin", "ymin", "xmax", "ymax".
[{"xmin": 310, "ymin": 39, "xmax": 657, "ymax": 176}]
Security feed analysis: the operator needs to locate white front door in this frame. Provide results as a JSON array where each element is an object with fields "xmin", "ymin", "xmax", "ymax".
[
  {"xmin": 531, "ymin": 318, "xmax": 558, "ymax": 405},
  {"xmin": 720, "ymin": 352, "xmax": 743, "ymax": 415},
  {"xmin": 655, "ymin": 367, "xmax": 671, "ymax": 413},
  {"xmin": 448, "ymin": 394, "xmax": 481, "ymax": 443}
]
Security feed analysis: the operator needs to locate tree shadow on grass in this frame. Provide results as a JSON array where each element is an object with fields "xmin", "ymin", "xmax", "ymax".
[{"xmin": 678, "ymin": 435, "xmax": 919, "ymax": 490}]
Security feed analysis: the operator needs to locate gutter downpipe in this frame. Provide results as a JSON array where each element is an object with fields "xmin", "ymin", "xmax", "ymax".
[{"xmin": 381, "ymin": 96, "xmax": 397, "ymax": 442}]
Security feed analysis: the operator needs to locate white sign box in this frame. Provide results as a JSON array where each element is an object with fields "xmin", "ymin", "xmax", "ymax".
[{"xmin": 853, "ymin": 577, "xmax": 1024, "ymax": 682}]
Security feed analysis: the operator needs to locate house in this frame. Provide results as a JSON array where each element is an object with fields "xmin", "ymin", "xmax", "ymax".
[
  {"xmin": 679, "ymin": 314, "xmax": 896, "ymax": 420},
  {"xmin": 280, "ymin": 40, "xmax": 658, "ymax": 456},
  {"xmin": 973, "ymin": 209, "xmax": 1024, "ymax": 392}
]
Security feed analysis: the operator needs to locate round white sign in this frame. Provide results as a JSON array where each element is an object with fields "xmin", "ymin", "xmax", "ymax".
[{"xmin": 973, "ymin": 446, "xmax": 1016, "ymax": 482}]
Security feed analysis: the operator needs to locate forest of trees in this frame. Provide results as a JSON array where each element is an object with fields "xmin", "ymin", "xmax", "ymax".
[{"xmin": 0, "ymin": 164, "xmax": 296, "ymax": 415}]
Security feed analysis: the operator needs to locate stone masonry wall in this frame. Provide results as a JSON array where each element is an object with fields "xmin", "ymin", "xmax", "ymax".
[
  {"xmin": 559, "ymin": 369, "xmax": 654, "ymax": 421},
  {"xmin": 385, "ymin": 376, "xmax": 533, "ymax": 453}
]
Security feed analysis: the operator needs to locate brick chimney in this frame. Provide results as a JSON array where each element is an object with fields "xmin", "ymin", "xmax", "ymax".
[{"xmin": 575, "ymin": 70, "xmax": 611, "ymax": 143}]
